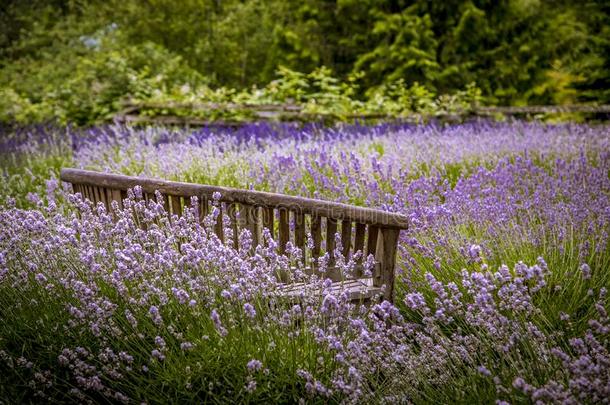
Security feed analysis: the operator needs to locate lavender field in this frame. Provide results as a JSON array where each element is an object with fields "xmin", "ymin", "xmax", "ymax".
[{"xmin": 0, "ymin": 121, "xmax": 609, "ymax": 403}]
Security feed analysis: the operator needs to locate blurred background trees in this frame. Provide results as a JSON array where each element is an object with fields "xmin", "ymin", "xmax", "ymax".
[{"xmin": 1, "ymin": 0, "xmax": 608, "ymax": 124}]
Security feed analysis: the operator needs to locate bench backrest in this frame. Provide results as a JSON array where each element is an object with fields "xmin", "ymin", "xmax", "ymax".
[{"xmin": 60, "ymin": 168, "xmax": 408, "ymax": 300}]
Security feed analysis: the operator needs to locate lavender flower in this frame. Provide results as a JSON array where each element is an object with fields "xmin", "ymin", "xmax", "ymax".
[
  {"xmin": 243, "ymin": 303, "xmax": 256, "ymax": 319},
  {"xmin": 1, "ymin": 121, "xmax": 609, "ymax": 403},
  {"xmin": 469, "ymin": 244, "xmax": 482, "ymax": 262},
  {"xmin": 579, "ymin": 263, "xmax": 591, "ymax": 280},
  {"xmin": 247, "ymin": 359, "xmax": 263, "ymax": 373}
]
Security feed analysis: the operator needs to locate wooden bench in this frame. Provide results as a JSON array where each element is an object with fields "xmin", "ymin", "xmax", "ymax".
[{"xmin": 60, "ymin": 168, "xmax": 408, "ymax": 302}]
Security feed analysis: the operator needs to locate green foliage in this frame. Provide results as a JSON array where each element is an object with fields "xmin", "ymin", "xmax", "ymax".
[
  {"xmin": 0, "ymin": 134, "xmax": 73, "ymax": 208},
  {"xmin": 0, "ymin": 0, "xmax": 608, "ymax": 124},
  {"xmin": 131, "ymin": 66, "xmax": 484, "ymax": 123},
  {"xmin": 355, "ymin": 11, "xmax": 440, "ymax": 90},
  {"xmin": 0, "ymin": 12, "xmax": 205, "ymax": 125}
]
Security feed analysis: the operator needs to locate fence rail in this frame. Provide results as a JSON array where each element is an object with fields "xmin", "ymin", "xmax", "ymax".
[{"xmin": 113, "ymin": 101, "xmax": 610, "ymax": 126}]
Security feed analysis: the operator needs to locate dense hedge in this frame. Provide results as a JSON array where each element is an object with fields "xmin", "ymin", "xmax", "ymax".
[{"xmin": 1, "ymin": 0, "xmax": 609, "ymax": 125}]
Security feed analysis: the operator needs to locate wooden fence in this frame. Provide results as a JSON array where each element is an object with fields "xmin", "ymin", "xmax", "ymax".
[{"xmin": 114, "ymin": 101, "xmax": 610, "ymax": 127}]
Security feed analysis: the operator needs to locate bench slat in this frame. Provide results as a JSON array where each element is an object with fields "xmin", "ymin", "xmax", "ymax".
[
  {"xmin": 354, "ymin": 223, "xmax": 366, "ymax": 258},
  {"xmin": 103, "ymin": 187, "xmax": 111, "ymax": 210},
  {"xmin": 161, "ymin": 194, "xmax": 169, "ymax": 213},
  {"xmin": 83, "ymin": 185, "xmax": 91, "ymax": 202},
  {"xmin": 279, "ymin": 209, "xmax": 289, "ymax": 254},
  {"xmin": 170, "ymin": 195, "xmax": 182, "ymax": 217},
  {"xmin": 143, "ymin": 192, "xmax": 154, "ymax": 210},
  {"xmin": 366, "ymin": 225, "xmax": 379, "ymax": 258},
  {"xmin": 91, "ymin": 186, "xmax": 99, "ymax": 205},
  {"xmin": 113, "ymin": 189, "xmax": 123, "ymax": 210},
  {"xmin": 93, "ymin": 186, "xmax": 101, "ymax": 205},
  {"xmin": 326, "ymin": 218, "xmax": 337, "ymax": 266},
  {"xmin": 311, "ymin": 214, "xmax": 322, "ymax": 265},
  {"xmin": 214, "ymin": 204, "xmax": 224, "ymax": 242},
  {"xmin": 82, "ymin": 185, "xmax": 90, "ymax": 203},
  {"xmin": 240, "ymin": 203, "xmax": 259, "ymax": 248},
  {"xmin": 198, "ymin": 198, "xmax": 208, "ymax": 223},
  {"xmin": 374, "ymin": 228, "xmax": 399, "ymax": 299},
  {"xmin": 107, "ymin": 188, "xmax": 117, "ymax": 211},
  {"xmin": 279, "ymin": 278, "xmax": 382, "ymax": 302},
  {"xmin": 262, "ymin": 207, "xmax": 274, "ymax": 239},
  {"xmin": 294, "ymin": 212, "xmax": 306, "ymax": 253},
  {"xmin": 100, "ymin": 187, "xmax": 111, "ymax": 211},
  {"xmin": 109, "ymin": 189, "xmax": 122, "ymax": 211},
  {"xmin": 96, "ymin": 187, "xmax": 105, "ymax": 208},
  {"xmin": 227, "ymin": 203, "xmax": 239, "ymax": 249},
  {"xmin": 89, "ymin": 186, "xmax": 97, "ymax": 205},
  {"xmin": 353, "ymin": 223, "xmax": 366, "ymax": 277},
  {"xmin": 341, "ymin": 219, "xmax": 352, "ymax": 259}
]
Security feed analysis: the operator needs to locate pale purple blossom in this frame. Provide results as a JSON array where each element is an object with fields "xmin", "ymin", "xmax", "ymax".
[
  {"xmin": 243, "ymin": 303, "xmax": 256, "ymax": 319},
  {"xmin": 247, "ymin": 359, "xmax": 263, "ymax": 373}
]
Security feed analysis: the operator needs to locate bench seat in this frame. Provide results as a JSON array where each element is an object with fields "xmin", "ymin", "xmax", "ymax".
[{"xmin": 279, "ymin": 278, "xmax": 382, "ymax": 302}]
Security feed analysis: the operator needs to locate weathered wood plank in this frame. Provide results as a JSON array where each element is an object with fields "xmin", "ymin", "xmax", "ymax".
[
  {"xmin": 214, "ymin": 204, "xmax": 224, "ymax": 242},
  {"xmin": 252, "ymin": 206, "xmax": 262, "ymax": 247},
  {"xmin": 100, "ymin": 187, "xmax": 111, "ymax": 211},
  {"xmin": 198, "ymin": 198, "xmax": 209, "ymax": 223},
  {"xmin": 240, "ymin": 203, "xmax": 260, "ymax": 248},
  {"xmin": 142, "ymin": 192, "xmax": 154, "ymax": 211},
  {"xmin": 353, "ymin": 222, "xmax": 366, "ymax": 277},
  {"xmin": 304, "ymin": 265, "xmax": 343, "ymax": 282},
  {"xmin": 275, "ymin": 264, "xmax": 361, "ymax": 284},
  {"xmin": 89, "ymin": 186, "xmax": 97, "ymax": 204},
  {"xmin": 170, "ymin": 195, "xmax": 182, "ymax": 217},
  {"xmin": 326, "ymin": 218, "xmax": 337, "ymax": 266},
  {"xmin": 279, "ymin": 278, "xmax": 382, "ymax": 302},
  {"xmin": 95, "ymin": 187, "xmax": 103, "ymax": 206},
  {"xmin": 294, "ymin": 211, "xmax": 306, "ymax": 252},
  {"xmin": 60, "ymin": 169, "xmax": 408, "ymax": 229},
  {"xmin": 97, "ymin": 187, "xmax": 105, "ymax": 206},
  {"xmin": 262, "ymin": 207, "xmax": 274, "ymax": 239},
  {"xmin": 83, "ymin": 185, "xmax": 91, "ymax": 203},
  {"xmin": 311, "ymin": 214, "xmax": 322, "ymax": 262},
  {"xmin": 354, "ymin": 223, "xmax": 366, "ymax": 257},
  {"xmin": 75, "ymin": 183, "xmax": 81, "ymax": 196},
  {"xmin": 91, "ymin": 186, "xmax": 99, "ymax": 205},
  {"xmin": 82, "ymin": 185, "xmax": 90, "ymax": 203},
  {"xmin": 99, "ymin": 187, "xmax": 109, "ymax": 210},
  {"xmin": 366, "ymin": 225, "xmax": 379, "ymax": 259},
  {"xmin": 373, "ymin": 228, "xmax": 400, "ymax": 301},
  {"xmin": 227, "ymin": 203, "xmax": 239, "ymax": 249},
  {"xmin": 162, "ymin": 194, "xmax": 170, "ymax": 214},
  {"xmin": 279, "ymin": 209, "xmax": 290, "ymax": 254},
  {"xmin": 110, "ymin": 189, "xmax": 123, "ymax": 211},
  {"xmin": 341, "ymin": 220, "xmax": 352, "ymax": 259}
]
